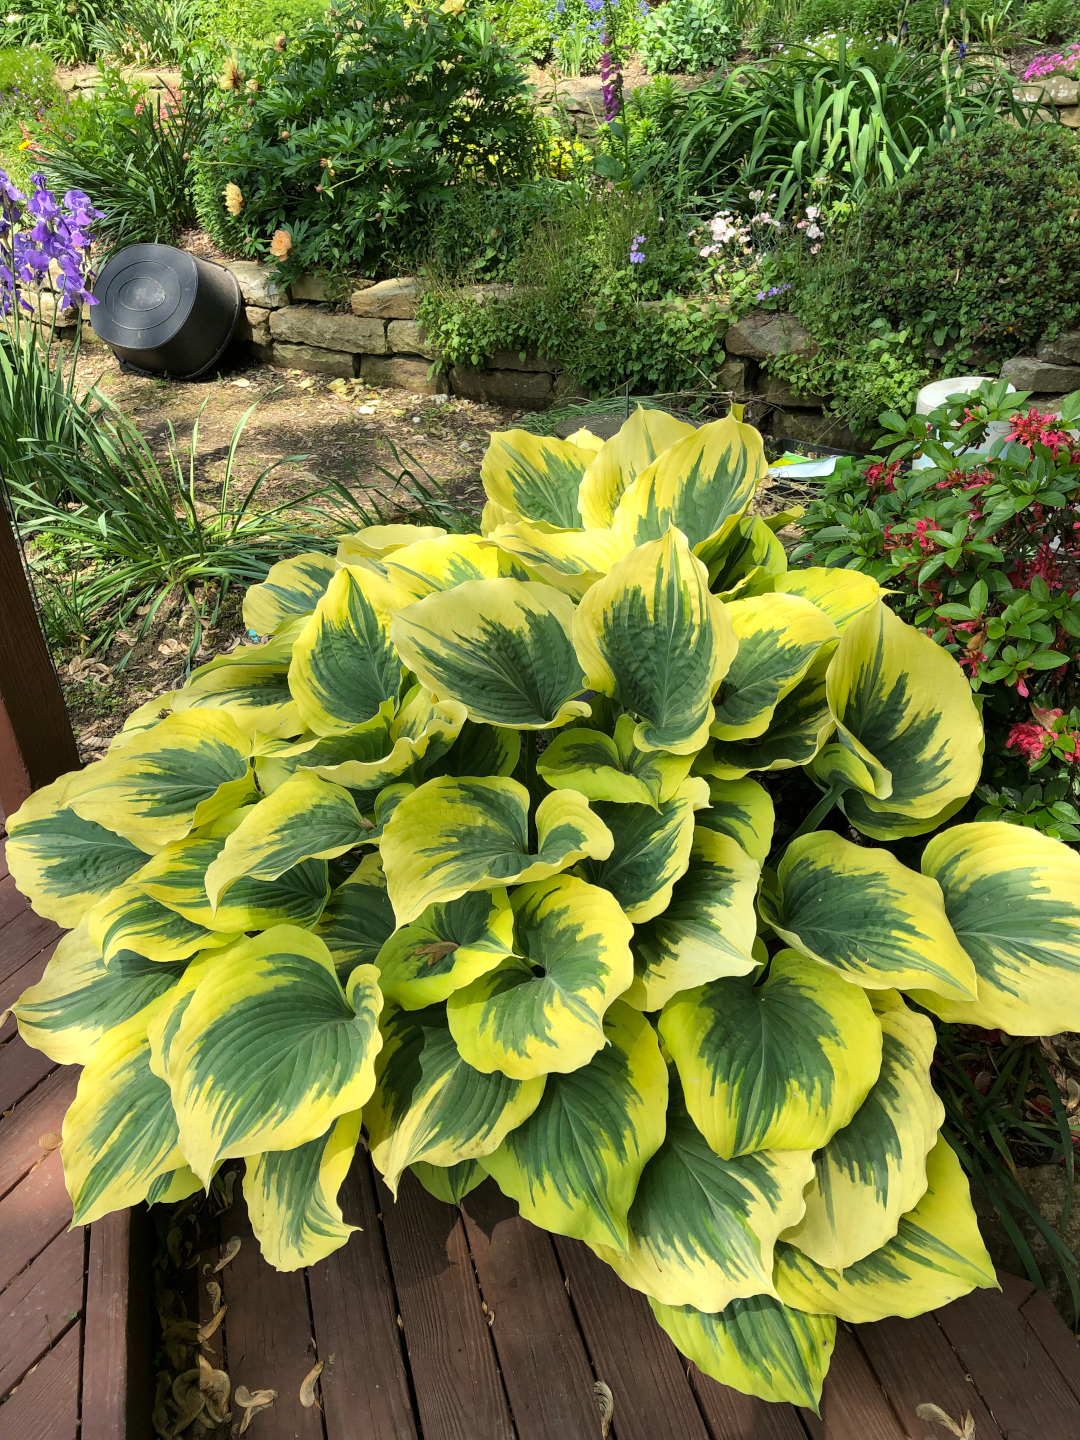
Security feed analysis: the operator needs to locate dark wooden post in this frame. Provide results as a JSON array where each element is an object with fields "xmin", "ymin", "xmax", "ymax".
[{"xmin": 0, "ymin": 487, "xmax": 80, "ymax": 817}]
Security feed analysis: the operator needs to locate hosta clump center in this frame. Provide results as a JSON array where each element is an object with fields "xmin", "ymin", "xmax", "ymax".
[{"xmin": 8, "ymin": 409, "xmax": 1080, "ymax": 1409}]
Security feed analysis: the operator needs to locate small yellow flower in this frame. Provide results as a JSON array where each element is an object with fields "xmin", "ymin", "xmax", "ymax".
[
  {"xmin": 441, "ymin": 0, "xmax": 465, "ymax": 13},
  {"xmin": 223, "ymin": 182, "xmax": 244, "ymax": 216},
  {"xmin": 269, "ymin": 228, "xmax": 292, "ymax": 259},
  {"xmin": 219, "ymin": 57, "xmax": 241, "ymax": 90}
]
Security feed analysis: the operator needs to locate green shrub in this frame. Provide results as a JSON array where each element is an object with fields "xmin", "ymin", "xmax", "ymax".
[
  {"xmin": 89, "ymin": 0, "xmax": 202, "ymax": 66},
  {"xmin": 1016, "ymin": 0, "xmax": 1078, "ymax": 41},
  {"xmin": 639, "ymin": 0, "xmax": 737, "ymax": 72},
  {"xmin": 408, "ymin": 178, "xmax": 584, "ymax": 282},
  {"xmin": 193, "ymin": 0, "xmax": 329, "ymax": 48},
  {"xmin": 841, "ymin": 124, "xmax": 1080, "ymax": 360},
  {"xmin": 1, "ymin": 0, "xmax": 110, "ymax": 63},
  {"xmin": 193, "ymin": 0, "xmax": 542, "ymax": 279},
  {"xmin": 486, "ymin": 0, "xmax": 646, "ymax": 73},
  {"xmin": 34, "ymin": 66, "xmax": 211, "ymax": 251}
]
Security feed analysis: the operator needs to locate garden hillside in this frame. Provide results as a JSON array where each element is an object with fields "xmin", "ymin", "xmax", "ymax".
[{"xmin": 0, "ymin": 0, "xmax": 1079, "ymax": 1431}]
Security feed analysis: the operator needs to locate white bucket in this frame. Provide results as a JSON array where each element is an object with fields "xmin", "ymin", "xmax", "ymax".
[{"xmin": 911, "ymin": 376, "xmax": 1017, "ymax": 469}]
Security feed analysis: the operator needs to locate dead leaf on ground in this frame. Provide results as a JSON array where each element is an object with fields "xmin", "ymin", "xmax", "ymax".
[
  {"xmin": 594, "ymin": 1380, "xmax": 614, "ymax": 1438},
  {"xmin": 235, "ymin": 1385, "xmax": 278, "ymax": 1433},
  {"xmin": 157, "ymin": 638, "xmax": 187, "ymax": 657},
  {"xmin": 38, "ymin": 1131, "xmax": 62, "ymax": 1152},
  {"xmin": 212, "ymin": 1235, "xmax": 241, "ymax": 1272},
  {"xmin": 66, "ymin": 657, "xmax": 112, "ymax": 683},
  {"xmin": 205, "ymin": 1280, "xmax": 222, "ymax": 1315},
  {"xmin": 916, "ymin": 1403, "xmax": 975, "ymax": 1438},
  {"xmin": 196, "ymin": 1353, "xmax": 231, "ymax": 1423},
  {"xmin": 299, "ymin": 1361, "xmax": 323, "ymax": 1409},
  {"xmin": 197, "ymin": 1304, "xmax": 227, "ymax": 1342}
]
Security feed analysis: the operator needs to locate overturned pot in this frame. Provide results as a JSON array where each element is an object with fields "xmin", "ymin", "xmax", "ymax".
[{"xmin": 90, "ymin": 243, "xmax": 241, "ymax": 379}]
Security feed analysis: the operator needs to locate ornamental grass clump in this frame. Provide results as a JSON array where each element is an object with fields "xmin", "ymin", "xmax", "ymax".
[{"xmin": 7, "ymin": 409, "xmax": 1080, "ymax": 1409}]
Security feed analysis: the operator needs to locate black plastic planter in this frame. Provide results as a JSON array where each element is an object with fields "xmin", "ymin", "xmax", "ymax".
[{"xmin": 90, "ymin": 244, "xmax": 242, "ymax": 379}]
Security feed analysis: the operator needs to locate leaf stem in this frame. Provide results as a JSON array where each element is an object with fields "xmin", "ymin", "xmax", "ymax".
[{"xmin": 769, "ymin": 781, "xmax": 847, "ymax": 867}]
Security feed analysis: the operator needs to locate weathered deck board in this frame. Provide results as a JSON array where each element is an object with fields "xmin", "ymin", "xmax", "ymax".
[
  {"xmin": 0, "ymin": 1064, "xmax": 78, "ymax": 1198},
  {"xmin": 461, "ymin": 1183, "xmax": 602, "ymax": 1440},
  {"xmin": 0, "ymin": 1316, "xmax": 80, "ymax": 1440},
  {"xmin": 378, "ymin": 1167, "xmax": 514, "ymax": 1440},
  {"xmin": 0, "ymin": 1224, "xmax": 83, "ymax": 1397}
]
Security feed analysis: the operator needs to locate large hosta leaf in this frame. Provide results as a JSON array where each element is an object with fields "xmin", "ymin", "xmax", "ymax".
[
  {"xmin": 337, "ymin": 524, "xmax": 446, "ymax": 563},
  {"xmin": 365, "ymin": 1005, "xmax": 544, "ymax": 1195},
  {"xmin": 288, "ymin": 565, "xmax": 402, "ymax": 735},
  {"xmin": 204, "ymin": 774, "xmax": 368, "ymax": 910},
  {"xmin": 536, "ymin": 714, "xmax": 694, "ymax": 809},
  {"xmin": 624, "ymin": 829, "xmax": 759, "ymax": 1011},
  {"xmin": 781, "ymin": 991, "xmax": 943, "ymax": 1269},
  {"xmin": 661, "ymin": 950, "xmax": 882, "ymax": 1159},
  {"xmin": 421, "ymin": 719, "xmax": 521, "ymax": 781},
  {"xmin": 912, "ymin": 822, "xmax": 1080, "ymax": 1035},
  {"xmin": 481, "ymin": 429, "xmax": 596, "ymax": 529},
  {"xmin": 296, "ymin": 689, "xmax": 467, "ymax": 791},
  {"xmin": 243, "ymin": 551, "xmax": 338, "ymax": 634},
  {"xmin": 710, "ymin": 594, "xmax": 836, "ymax": 742},
  {"xmin": 489, "ymin": 521, "xmax": 629, "ymax": 598},
  {"xmin": 577, "ymin": 776, "xmax": 709, "ymax": 923},
  {"xmin": 695, "ymin": 775, "xmax": 774, "ymax": 865},
  {"xmin": 88, "ymin": 882, "xmax": 238, "ymax": 965},
  {"xmin": 573, "ymin": 528, "xmax": 737, "ymax": 756},
  {"xmin": 707, "ymin": 515, "xmax": 787, "ymax": 600},
  {"xmin": 169, "ymin": 926, "xmax": 383, "ymax": 1183},
  {"xmin": 481, "ymin": 1001, "xmax": 668, "ymax": 1248},
  {"xmin": 650, "ymin": 1296, "xmax": 836, "ymax": 1411},
  {"xmin": 5, "ymin": 775, "xmax": 152, "ymax": 926},
  {"xmin": 818, "ymin": 602, "xmax": 983, "ymax": 839},
  {"xmin": 411, "ymin": 1158, "xmax": 485, "ymax": 1205},
  {"xmin": 380, "ymin": 776, "xmax": 612, "ymax": 926},
  {"xmin": 611, "ymin": 413, "xmax": 766, "ymax": 561},
  {"xmin": 9, "ymin": 922, "xmax": 186, "ymax": 1065},
  {"xmin": 62, "ymin": 1003, "xmax": 186, "ymax": 1225},
  {"xmin": 701, "ymin": 651, "xmax": 834, "ymax": 778},
  {"xmin": 312, "ymin": 854, "xmax": 397, "ymax": 978},
  {"xmin": 391, "ymin": 578, "xmax": 590, "ymax": 729},
  {"xmin": 376, "ymin": 889, "xmax": 515, "ymax": 1009},
  {"xmin": 775, "ymin": 1138, "xmax": 997, "ymax": 1322},
  {"xmin": 759, "ymin": 832, "xmax": 978, "ymax": 1002},
  {"xmin": 64, "ymin": 711, "xmax": 255, "ymax": 850},
  {"xmin": 244, "ymin": 1111, "xmax": 363, "ymax": 1271},
  {"xmin": 382, "ymin": 533, "xmax": 504, "ymax": 601},
  {"xmin": 164, "ymin": 634, "xmax": 303, "ymax": 741},
  {"xmin": 772, "ymin": 567, "xmax": 886, "ymax": 634},
  {"xmin": 592, "ymin": 1088, "xmax": 814, "ymax": 1310},
  {"xmin": 447, "ymin": 874, "xmax": 633, "ymax": 1080},
  {"xmin": 577, "ymin": 406, "xmax": 696, "ymax": 529}
]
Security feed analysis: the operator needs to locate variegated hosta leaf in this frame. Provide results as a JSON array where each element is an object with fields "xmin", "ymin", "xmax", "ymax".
[
  {"xmin": 695, "ymin": 775, "xmax": 774, "ymax": 865},
  {"xmin": 489, "ymin": 520, "xmax": 629, "ymax": 598},
  {"xmin": 380, "ymin": 776, "xmax": 612, "ymax": 927},
  {"xmin": 624, "ymin": 829, "xmax": 759, "ymax": 1011},
  {"xmin": 376, "ymin": 889, "xmax": 515, "ymax": 1009},
  {"xmin": 244, "ymin": 1111, "xmax": 363, "ymax": 1271},
  {"xmin": 481, "ymin": 429, "xmax": 597, "ymax": 529},
  {"xmin": 577, "ymin": 406, "xmax": 696, "ymax": 530},
  {"xmin": 610, "ymin": 413, "xmax": 766, "ymax": 563},
  {"xmin": 650, "ymin": 1295, "xmax": 836, "ymax": 1412},
  {"xmin": 565, "ymin": 427, "xmax": 605, "ymax": 454},
  {"xmin": 256, "ymin": 716, "xmax": 393, "ymax": 792},
  {"xmin": 591, "ymin": 1087, "xmax": 814, "ymax": 1310},
  {"xmin": 707, "ymin": 516, "xmax": 787, "ymax": 600},
  {"xmin": 64, "ymin": 711, "xmax": 255, "ymax": 850},
  {"xmin": 137, "ymin": 828, "xmax": 330, "ymax": 935},
  {"xmin": 336, "ymin": 523, "xmax": 447, "ymax": 563},
  {"xmin": 147, "ymin": 949, "xmax": 221, "ymax": 1083},
  {"xmin": 312, "ymin": 853, "xmax": 397, "ymax": 979},
  {"xmin": 772, "ymin": 567, "xmax": 886, "ymax": 634},
  {"xmin": 775, "ymin": 1138, "xmax": 997, "ymax": 1322},
  {"xmin": 165, "ymin": 633, "xmax": 303, "ymax": 741},
  {"xmin": 573, "ymin": 528, "xmax": 738, "ymax": 756},
  {"xmin": 5, "ymin": 775, "xmax": 152, "ymax": 926},
  {"xmin": 87, "ymin": 882, "xmax": 238, "ymax": 965},
  {"xmin": 299, "ymin": 689, "xmax": 467, "ymax": 791},
  {"xmin": 781, "ymin": 991, "xmax": 943, "ymax": 1269},
  {"xmin": 536, "ymin": 714, "xmax": 695, "ymax": 809},
  {"xmin": 410, "ymin": 1158, "xmax": 485, "ymax": 1204},
  {"xmin": 710, "ymin": 594, "xmax": 837, "ymax": 742},
  {"xmin": 147, "ymin": 1167, "xmax": 203, "ymax": 1206},
  {"xmin": 661, "ymin": 950, "xmax": 882, "ymax": 1160},
  {"xmin": 169, "ymin": 926, "xmax": 383, "ymax": 1183},
  {"xmin": 447, "ymin": 874, "xmax": 634, "ymax": 1080},
  {"xmin": 62, "ymin": 1002, "xmax": 186, "ymax": 1225},
  {"xmin": 481, "ymin": 1001, "xmax": 667, "ymax": 1248},
  {"xmin": 204, "ymin": 773, "xmax": 368, "ymax": 910},
  {"xmin": 365, "ymin": 1004, "xmax": 544, "ymax": 1195},
  {"xmin": 420, "ymin": 718, "xmax": 521, "ymax": 781},
  {"xmin": 243, "ymin": 551, "xmax": 338, "ymax": 635},
  {"xmin": 381, "ymin": 533, "xmax": 504, "ymax": 601},
  {"xmin": 698, "ymin": 649, "xmax": 834, "ymax": 779},
  {"xmin": 391, "ymin": 578, "xmax": 590, "ymax": 730},
  {"xmin": 9, "ymin": 921, "xmax": 186, "ymax": 1065},
  {"xmin": 577, "ymin": 777, "xmax": 709, "ymax": 923},
  {"xmin": 759, "ymin": 832, "xmax": 978, "ymax": 1001},
  {"xmin": 911, "ymin": 823, "xmax": 1080, "ymax": 1035},
  {"xmin": 820, "ymin": 602, "xmax": 983, "ymax": 840},
  {"xmin": 288, "ymin": 565, "xmax": 402, "ymax": 736}
]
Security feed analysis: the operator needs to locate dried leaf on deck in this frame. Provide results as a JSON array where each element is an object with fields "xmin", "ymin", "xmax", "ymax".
[
  {"xmin": 38, "ymin": 1131, "xmax": 62, "ymax": 1152},
  {"xmin": 299, "ymin": 1361, "xmax": 323, "ymax": 1408},
  {"xmin": 235, "ymin": 1385, "xmax": 278, "ymax": 1434},
  {"xmin": 197, "ymin": 1304, "xmax": 227, "ymax": 1342},
  {"xmin": 206, "ymin": 1280, "xmax": 222, "ymax": 1315},
  {"xmin": 916, "ymin": 1403, "xmax": 975, "ymax": 1438},
  {"xmin": 196, "ymin": 1353, "xmax": 231, "ymax": 1423},
  {"xmin": 594, "ymin": 1380, "xmax": 614, "ymax": 1438},
  {"xmin": 212, "ymin": 1236, "xmax": 241, "ymax": 1272}
]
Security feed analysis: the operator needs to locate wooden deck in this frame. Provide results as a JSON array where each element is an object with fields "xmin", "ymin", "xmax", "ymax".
[{"xmin": 2, "ymin": 831, "xmax": 1080, "ymax": 1440}]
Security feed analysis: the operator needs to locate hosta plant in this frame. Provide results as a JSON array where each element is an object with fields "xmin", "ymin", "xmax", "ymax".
[{"xmin": 7, "ymin": 409, "xmax": 1080, "ymax": 1411}]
